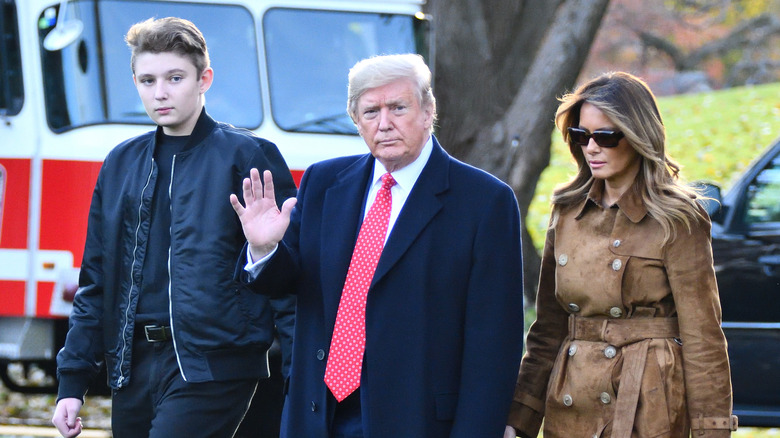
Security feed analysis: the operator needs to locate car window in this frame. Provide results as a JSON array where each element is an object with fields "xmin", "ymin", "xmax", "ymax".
[{"xmin": 743, "ymin": 153, "xmax": 780, "ymax": 226}]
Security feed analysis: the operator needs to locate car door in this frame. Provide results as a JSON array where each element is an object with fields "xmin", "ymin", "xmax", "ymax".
[{"xmin": 713, "ymin": 140, "xmax": 780, "ymax": 426}]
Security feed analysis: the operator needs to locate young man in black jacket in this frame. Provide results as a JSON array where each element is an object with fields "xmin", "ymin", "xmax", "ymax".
[{"xmin": 52, "ymin": 17, "xmax": 296, "ymax": 438}]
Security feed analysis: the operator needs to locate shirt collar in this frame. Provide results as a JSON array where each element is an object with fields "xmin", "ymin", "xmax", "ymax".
[
  {"xmin": 370, "ymin": 135, "xmax": 433, "ymax": 192},
  {"xmin": 576, "ymin": 178, "xmax": 648, "ymax": 223}
]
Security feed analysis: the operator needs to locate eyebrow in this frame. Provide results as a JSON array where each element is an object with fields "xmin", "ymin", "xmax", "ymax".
[
  {"xmin": 361, "ymin": 97, "xmax": 408, "ymax": 110},
  {"xmin": 136, "ymin": 68, "xmax": 188, "ymax": 78}
]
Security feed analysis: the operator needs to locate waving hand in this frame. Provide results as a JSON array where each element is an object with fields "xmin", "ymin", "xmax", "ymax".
[{"xmin": 230, "ymin": 169, "xmax": 297, "ymax": 261}]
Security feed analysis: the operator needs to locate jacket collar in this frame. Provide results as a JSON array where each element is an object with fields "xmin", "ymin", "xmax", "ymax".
[
  {"xmin": 152, "ymin": 107, "xmax": 216, "ymax": 154},
  {"xmin": 575, "ymin": 178, "xmax": 648, "ymax": 223}
]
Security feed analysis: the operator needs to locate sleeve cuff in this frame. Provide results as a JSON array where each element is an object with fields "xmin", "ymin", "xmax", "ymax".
[
  {"xmin": 56, "ymin": 371, "xmax": 93, "ymax": 403},
  {"xmin": 244, "ymin": 244, "xmax": 278, "ymax": 280},
  {"xmin": 507, "ymin": 392, "xmax": 545, "ymax": 438},
  {"xmin": 691, "ymin": 415, "xmax": 738, "ymax": 433}
]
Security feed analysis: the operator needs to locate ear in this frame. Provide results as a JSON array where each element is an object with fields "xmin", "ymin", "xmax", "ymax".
[
  {"xmin": 132, "ymin": 74, "xmax": 137, "ymax": 87},
  {"xmin": 422, "ymin": 104, "xmax": 434, "ymax": 130},
  {"xmin": 199, "ymin": 67, "xmax": 214, "ymax": 94}
]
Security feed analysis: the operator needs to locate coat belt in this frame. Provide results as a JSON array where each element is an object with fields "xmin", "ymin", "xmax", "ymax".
[
  {"xmin": 568, "ymin": 315, "xmax": 679, "ymax": 438},
  {"xmin": 568, "ymin": 314, "xmax": 680, "ymax": 347}
]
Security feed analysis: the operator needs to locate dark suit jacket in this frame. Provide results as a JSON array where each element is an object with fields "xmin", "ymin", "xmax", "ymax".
[{"xmin": 249, "ymin": 137, "xmax": 524, "ymax": 437}]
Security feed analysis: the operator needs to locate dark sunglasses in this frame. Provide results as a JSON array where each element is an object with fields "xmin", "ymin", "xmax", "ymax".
[{"xmin": 567, "ymin": 127, "xmax": 625, "ymax": 148}]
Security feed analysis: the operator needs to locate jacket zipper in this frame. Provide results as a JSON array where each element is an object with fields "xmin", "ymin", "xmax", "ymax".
[
  {"xmin": 168, "ymin": 155, "xmax": 187, "ymax": 381},
  {"xmin": 117, "ymin": 159, "xmax": 155, "ymax": 388}
]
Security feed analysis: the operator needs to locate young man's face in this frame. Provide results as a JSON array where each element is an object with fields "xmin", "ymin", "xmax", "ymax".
[{"xmin": 133, "ymin": 51, "xmax": 213, "ymax": 136}]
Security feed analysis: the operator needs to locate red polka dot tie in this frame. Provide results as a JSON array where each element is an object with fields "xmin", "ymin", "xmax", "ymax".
[{"xmin": 324, "ymin": 173, "xmax": 395, "ymax": 402}]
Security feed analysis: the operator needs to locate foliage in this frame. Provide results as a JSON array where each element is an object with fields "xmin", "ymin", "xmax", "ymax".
[{"xmin": 526, "ymin": 81, "xmax": 780, "ymax": 251}]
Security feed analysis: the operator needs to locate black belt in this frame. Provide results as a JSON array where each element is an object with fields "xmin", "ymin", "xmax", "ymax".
[{"xmin": 142, "ymin": 325, "xmax": 172, "ymax": 342}]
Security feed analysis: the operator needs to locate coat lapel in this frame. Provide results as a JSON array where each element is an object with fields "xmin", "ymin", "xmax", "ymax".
[
  {"xmin": 371, "ymin": 139, "xmax": 449, "ymax": 286},
  {"xmin": 320, "ymin": 155, "xmax": 374, "ymax": 329}
]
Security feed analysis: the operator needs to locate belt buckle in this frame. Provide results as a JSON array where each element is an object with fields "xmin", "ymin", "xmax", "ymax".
[{"xmin": 144, "ymin": 325, "xmax": 163, "ymax": 343}]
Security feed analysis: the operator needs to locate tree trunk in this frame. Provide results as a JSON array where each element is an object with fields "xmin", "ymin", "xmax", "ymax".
[{"xmin": 426, "ymin": 0, "xmax": 610, "ymax": 307}]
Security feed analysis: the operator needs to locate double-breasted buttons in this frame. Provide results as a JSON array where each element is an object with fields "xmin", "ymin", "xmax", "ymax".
[
  {"xmin": 600, "ymin": 392, "xmax": 611, "ymax": 404},
  {"xmin": 568, "ymin": 303, "xmax": 581, "ymax": 313},
  {"xmin": 604, "ymin": 345, "xmax": 617, "ymax": 358},
  {"xmin": 611, "ymin": 259, "xmax": 622, "ymax": 271},
  {"xmin": 568, "ymin": 344, "xmax": 578, "ymax": 356},
  {"xmin": 613, "ymin": 239, "xmax": 621, "ymax": 248},
  {"xmin": 558, "ymin": 254, "xmax": 568, "ymax": 266},
  {"xmin": 316, "ymin": 349, "xmax": 326, "ymax": 361},
  {"xmin": 609, "ymin": 306, "xmax": 623, "ymax": 318},
  {"xmin": 563, "ymin": 394, "xmax": 573, "ymax": 406}
]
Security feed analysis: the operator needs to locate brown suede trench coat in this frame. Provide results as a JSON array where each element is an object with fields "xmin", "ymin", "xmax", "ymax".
[{"xmin": 508, "ymin": 180, "xmax": 737, "ymax": 438}]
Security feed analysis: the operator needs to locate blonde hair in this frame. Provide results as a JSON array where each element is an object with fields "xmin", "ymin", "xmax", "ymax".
[
  {"xmin": 551, "ymin": 71, "xmax": 706, "ymax": 243},
  {"xmin": 346, "ymin": 53, "xmax": 437, "ymax": 135}
]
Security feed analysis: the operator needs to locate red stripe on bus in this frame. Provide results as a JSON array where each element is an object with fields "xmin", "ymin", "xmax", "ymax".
[
  {"xmin": 0, "ymin": 159, "xmax": 31, "ymax": 249},
  {"xmin": 0, "ymin": 281, "xmax": 25, "ymax": 316}
]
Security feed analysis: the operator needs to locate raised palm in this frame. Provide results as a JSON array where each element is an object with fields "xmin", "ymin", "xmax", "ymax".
[{"xmin": 230, "ymin": 168, "xmax": 297, "ymax": 260}]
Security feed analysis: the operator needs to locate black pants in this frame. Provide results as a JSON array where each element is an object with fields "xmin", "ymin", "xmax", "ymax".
[{"xmin": 111, "ymin": 334, "xmax": 258, "ymax": 438}]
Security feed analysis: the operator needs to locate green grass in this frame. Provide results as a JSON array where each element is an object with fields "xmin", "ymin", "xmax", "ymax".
[{"xmin": 527, "ymin": 81, "xmax": 780, "ymax": 251}]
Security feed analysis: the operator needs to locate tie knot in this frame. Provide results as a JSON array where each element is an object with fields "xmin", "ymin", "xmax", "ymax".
[{"xmin": 381, "ymin": 173, "xmax": 396, "ymax": 190}]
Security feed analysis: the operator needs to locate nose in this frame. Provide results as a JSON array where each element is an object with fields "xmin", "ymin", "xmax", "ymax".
[
  {"xmin": 583, "ymin": 138, "xmax": 600, "ymax": 153},
  {"xmin": 378, "ymin": 108, "xmax": 392, "ymax": 131},
  {"xmin": 154, "ymin": 82, "xmax": 168, "ymax": 100}
]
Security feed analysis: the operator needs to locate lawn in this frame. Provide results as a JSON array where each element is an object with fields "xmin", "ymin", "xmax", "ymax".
[{"xmin": 526, "ymin": 81, "xmax": 780, "ymax": 250}]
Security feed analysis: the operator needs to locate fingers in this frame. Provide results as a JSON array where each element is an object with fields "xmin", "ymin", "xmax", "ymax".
[
  {"xmin": 503, "ymin": 425, "xmax": 517, "ymax": 438},
  {"xmin": 280, "ymin": 197, "xmax": 298, "ymax": 217},
  {"xmin": 262, "ymin": 169, "xmax": 275, "ymax": 200},
  {"xmin": 229, "ymin": 193, "xmax": 244, "ymax": 215},
  {"xmin": 52, "ymin": 399, "xmax": 84, "ymax": 438}
]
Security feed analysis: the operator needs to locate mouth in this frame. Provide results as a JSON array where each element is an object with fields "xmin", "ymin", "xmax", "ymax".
[
  {"xmin": 156, "ymin": 107, "xmax": 173, "ymax": 114},
  {"xmin": 589, "ymin": 160, "xmax": 606, "ymax": 169}
]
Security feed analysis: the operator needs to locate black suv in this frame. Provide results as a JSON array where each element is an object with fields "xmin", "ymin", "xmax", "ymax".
[{"xmin": 701, "ymin": 136, "xmax": 780, "ymax": 427}]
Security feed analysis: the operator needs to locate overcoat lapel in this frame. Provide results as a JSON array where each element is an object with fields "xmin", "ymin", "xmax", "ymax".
[
  {"xmin": 371, "ymin": 139, "xmax": 449, "ymax": 286},
  {"xmin": 320, "ymin": 154, "xmax": 374, "ymax": 330}
]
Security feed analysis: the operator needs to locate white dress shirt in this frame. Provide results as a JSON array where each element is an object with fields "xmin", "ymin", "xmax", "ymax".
[{"xmin": 245, "ymin": 136, "xmax": 433, "ymax": 274}]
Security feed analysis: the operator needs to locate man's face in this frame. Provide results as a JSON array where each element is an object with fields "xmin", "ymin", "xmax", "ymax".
[
  {"xmin": 355, "ymin": 79, "xmax": 433, "ymax": 172},
  {"xmin": 133, "ymin": 51, "xmax": 212, "ymax": 136}
]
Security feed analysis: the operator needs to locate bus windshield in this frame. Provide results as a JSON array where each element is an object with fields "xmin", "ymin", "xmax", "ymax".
[{"xmin": 38, "ymin": 1, "xmax": 425, "ymax": 135}]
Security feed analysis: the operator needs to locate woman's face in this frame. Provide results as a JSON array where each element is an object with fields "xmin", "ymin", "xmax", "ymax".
[{"xmin": 577, "ymin": 102, "xmax": 641, "ymax": 189}]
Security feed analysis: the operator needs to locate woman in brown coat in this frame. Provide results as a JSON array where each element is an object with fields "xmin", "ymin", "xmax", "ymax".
[{"xmin": 504, "ymin": 72, "xmax": 737, "ymax": 438}]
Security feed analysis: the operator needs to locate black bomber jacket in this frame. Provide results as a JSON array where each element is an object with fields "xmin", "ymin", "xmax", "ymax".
[{"xmin": 56, "ymin": 110, "xmax": 297, "ymax": 399}]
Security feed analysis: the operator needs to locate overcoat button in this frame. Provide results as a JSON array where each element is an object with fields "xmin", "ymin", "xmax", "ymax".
[
  {"xmin": 609, "ymin": 307, "xmax": 623, "ymax": 318},
  {"xmin": 613, "ymin": 239, "xmax": 621, "ymax": 248},
  {"xmin": 568, "ymin": 344, "xmax": 578, "ymax": 356},
  {"xmin": 316, "ymin": 349, "xmax": 325, "ymax": 360},
  {"xmin": 604, "ymin": 346, "xmax": 617, "ymax": 358},
  {"xmin": 611, "ymin": 259, "xmax": 622, "ymax": 271},
  {"xmin": 558, "ymin": 254, "xmax": 568, "ymax": 266},
  {"xmin": 311, "ymin": 401, "xmax": 317, "ymax": 411},
  {"xmin": 568, "ymin": 303, "xmax": 580, "ymax": 313},
  {"xmin": 563, "ymin": 394, "xmax": 573, "ymax": 406},
  {"xmin": 600, "ymin": 392, "xmax": 611, "ymax": 404}
]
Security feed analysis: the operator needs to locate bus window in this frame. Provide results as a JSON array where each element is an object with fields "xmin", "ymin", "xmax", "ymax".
[
  {"xmin": 0, "ymin": 0, "xmax": 24, "ymax": 117},
  {"xmin": 264, "ymin": 8, "xmax": 419, "ymax": 135},
  {"xmin": 38, "ymin": 1, "xmax": 262, "ymax": 132}
]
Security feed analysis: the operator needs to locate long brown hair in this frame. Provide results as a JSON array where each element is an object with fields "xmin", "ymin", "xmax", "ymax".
[{"xmin": 551, "ymin": 71, "xmax": 706, "ymax": 243}]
